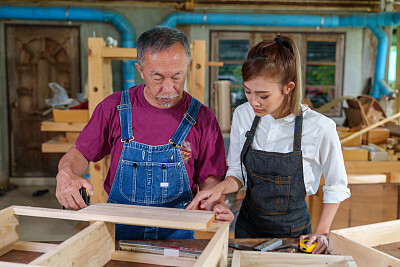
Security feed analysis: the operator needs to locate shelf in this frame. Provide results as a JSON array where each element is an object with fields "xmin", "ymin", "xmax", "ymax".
[
  {"xmin": 41, "ymin": 121, "xmax": 86, "ymax": 132},
  {"xmin": 41, "ymin": 136, "xmax": 73, "ymax": 153}
]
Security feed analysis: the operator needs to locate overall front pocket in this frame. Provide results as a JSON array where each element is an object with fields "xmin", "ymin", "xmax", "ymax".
[
  {"xmin": 248, "ymin": 170, "xmax": 291, "ymax": 215},
  {"xmin": 118, "ymin": 160, "xmax": 184, "ymax": 204}
]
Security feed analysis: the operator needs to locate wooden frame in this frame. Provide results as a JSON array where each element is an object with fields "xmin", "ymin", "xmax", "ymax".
[
  {"xmin": 231, "ymin": 251, "xmax": 356, "ymax": 266},
  {"xmin": 0, "ymin": 203, "xmax": 229, "ymax": 267},
  {"xmin": 329, "ymin": 219, "xmax": 400, "ymax": 266}
]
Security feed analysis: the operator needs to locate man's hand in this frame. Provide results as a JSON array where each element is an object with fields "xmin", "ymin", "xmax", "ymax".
[
  {"xmin": 186, "ymin": 182, "xmax": 224, "ymax": 210},
  {"xmin": 299, "ymin": 234, "xmax": 329, "ymax": 254},
  {"xmin": 56, "ymin": 166, "xmax": 93, "ymax": 210},
  {"xmin": 213, "ymin": 203, "xmax": 234, "ymax": 224}
]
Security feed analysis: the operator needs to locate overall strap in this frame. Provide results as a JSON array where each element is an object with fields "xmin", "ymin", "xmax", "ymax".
[
  {"xmin": 169, "ymin": 97, "xmax": 201, "ymax": 148},
  {"xmin": 117, "ymin": 89, "xmax": 134, "ymax": 143},
  {"xmin": 240, "ymin": 116, "xmax": 261, "ymax": 177},
  {"xmin": 293, "ymin": 111, "xmax": 303, "ymax": 152}
]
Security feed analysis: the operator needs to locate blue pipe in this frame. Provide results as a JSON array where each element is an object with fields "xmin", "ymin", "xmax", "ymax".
[
  {"xmin": 162, "ymin": 12, "xmax": 400, "ymax": 98},
  {"xmin": 0, "ymin": 6, "xmax": 136, "ymax": 90},
  {"xmin": 369, "ymin": 26, "xmax": 392, "ymax": 98}
]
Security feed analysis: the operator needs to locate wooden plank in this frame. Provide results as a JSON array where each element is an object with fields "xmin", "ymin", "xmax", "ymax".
[
  {"xmin": 41, "ymin": 137, "xmax": 73, "ymax": 153},
  {"xmin": 345, "ymin": 161, "xmax": 400, "ymax": 183},
  {"xmin": 340, "ymin": 111, "xmax": 400, "ymax": 144},
  {"xmin": 0, "ymin": 207, "xmax": 18, "ymax": 257},
  {"xmin": 111, "ymin": 250, "xmax": 196, "ymax": 267},
  {"xmin": 12, "ymin": 204, "xmax": 215, "ymax": 231},
  {"xmin": 345, "ymin": 161, "xmax": 399, "ymax": 174},
  {"xmin": 206, "ymin": 61, "xmax": 223, "ymax": 67},
  {"xmin": 90, "ymin": 159, "xmax": 109, "ymax": 204},
  {"xmin": 80, "ymin": 203, "xmax": 215, "ymax": 230},
  {"xmin": 330, "ymin": 230, "xmax": 400, "ymax": 267},
  {"xmin": 101, "ymin": 47, "xmax": 137, "ymax": 60},
  {"xmin": 13, "ymin": 241, "xmax": 56, "ymax": 253},
  {"xmin": 40, "ymin": 121, "xmax": 85, "ymax": 132},
  {"xmin": 194, "ymin": 223, "xmax": 228, "ymax": 267},
  {"xmin": 189, "ymin": 40, "xmax": 206, "ymax": 104},
  {"xmin": 88, "ymin": 37, "xmax": 110, "ymax": 204},
  {"xmin": 332, "ymin": 220, "xmax": 400, "ymax": 247},
  {"xmin": 30, "ymin": 221, "xmax": 114, "ymax": 266},
  {"xmin": 231, "ymin": 251, "xmax": 356, "ymax": 266},
  {"xmin": 0, "ymin": 262, "xmax": 40, "ymax": 266},
  {"xmin": 231, "ymin": 250, "xmax": 241, "ymax": 267}
]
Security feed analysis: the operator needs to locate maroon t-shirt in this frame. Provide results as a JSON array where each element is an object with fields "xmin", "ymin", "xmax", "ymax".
[{"xmin": 76, "ymin": 85, "xmax": 227, "ymax": 194}]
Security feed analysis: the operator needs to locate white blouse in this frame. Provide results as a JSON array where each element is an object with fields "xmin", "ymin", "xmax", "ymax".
[{"xmin": 226, "ymin": 103, "xmax": 351, "ymax": 204}]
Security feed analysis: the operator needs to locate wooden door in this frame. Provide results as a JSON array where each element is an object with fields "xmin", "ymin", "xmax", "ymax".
[{"xmin": 6, "ymin": 25, "xmax": 80, "ymax": 177}]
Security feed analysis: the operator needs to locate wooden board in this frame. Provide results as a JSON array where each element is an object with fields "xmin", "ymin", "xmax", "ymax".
[
  {"xmin": 40, "ymin": 121, "xmax": 85, "ymax": 132},
  {"xmin": 330, "ymin": 220, "xmax": 400, "ymax": 266},
  {"xmin": 12, "ymin": 204, "xmax": 215, "ymax": 231},
  {"xmin": 231, "ymin": 251, "xmax": 356, "ymax": 267},
  {"xmin": 30, "ymin": 222, "xmax": 114, "ymax": 266},
  {"xmin": 0, "ymin": 207, "xmax": 18, "ymax": 257},
  {"xmin": 41, "ymin": 137, "xmax": 73, "ymax": 153}
]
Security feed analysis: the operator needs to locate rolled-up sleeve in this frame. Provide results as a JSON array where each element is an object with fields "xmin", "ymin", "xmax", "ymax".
[
  {"xmin": 226, "ymin": 109, "xmax": 246, "ymax": 187},
  {"xmin": 319, "ymin": 123, "xmax": 351, "ymax": 203}
]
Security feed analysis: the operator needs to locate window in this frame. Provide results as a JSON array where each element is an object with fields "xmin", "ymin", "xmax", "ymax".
[{"xmin": 210, "ymin": 31, "xmax": 345, "ymax": 117}]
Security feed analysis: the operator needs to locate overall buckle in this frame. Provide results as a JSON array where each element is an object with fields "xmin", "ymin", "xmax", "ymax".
[
  {"xmin": 121, "ymin": 138, "xmax": 135, "ymax": 144},
  {"xmin": 168, "ymin": 139, "xmax": 181, "ymax": 148}
]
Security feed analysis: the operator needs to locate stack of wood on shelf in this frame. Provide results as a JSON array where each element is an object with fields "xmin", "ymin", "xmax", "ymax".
[
  {"xmin": 338, "ymin": 95, "xmax": 400, "ymax": 162},
  {"xmin": 306, "ymin": 95, "xmax": 400, "ymax": 233}
]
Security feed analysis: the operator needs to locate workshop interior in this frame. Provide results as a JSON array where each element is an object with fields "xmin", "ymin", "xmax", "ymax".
[{"xmin": 1, "ymin": 0, "xmax": 400, "ymax": 266}]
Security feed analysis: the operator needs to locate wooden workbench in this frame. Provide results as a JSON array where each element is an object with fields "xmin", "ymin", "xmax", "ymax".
[
  {"xmin": 2, "ymin": 238, "xmax": 399, "ymax": 266},
  {"xmin": 0, "ymin": 238, "xmax": 298, "ymax": 266}
]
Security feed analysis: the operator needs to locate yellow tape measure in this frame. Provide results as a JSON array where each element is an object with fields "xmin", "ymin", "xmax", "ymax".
[{"xmin": 299, "ymin": 239, "xmax": 317, "ymax": 253}]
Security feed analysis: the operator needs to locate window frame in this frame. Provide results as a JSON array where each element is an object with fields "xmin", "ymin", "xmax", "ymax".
[{"xmin": 209, "ymin": 30, "xmax": 346, "ymax": 117}]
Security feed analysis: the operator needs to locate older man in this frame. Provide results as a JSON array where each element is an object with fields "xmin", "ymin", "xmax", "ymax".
[{"xmin": 55, "ymin": 26, "xmax": 233, "ymax": 240}]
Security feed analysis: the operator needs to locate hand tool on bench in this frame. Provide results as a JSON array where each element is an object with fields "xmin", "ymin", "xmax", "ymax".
[
  {"xmin": 274, "ymin": 239, "xmax": 318, "ymax": 253},
  {"xmin": 119, "ymin": 241, "xmax": 203, "ymax": 258},
  {"xmin": 62, "ymin": 187, "xmax": 90, "ymax": 209},
  {"xmin": 229, "ymin": 238, "xmax": 282, "ymax": 252}
]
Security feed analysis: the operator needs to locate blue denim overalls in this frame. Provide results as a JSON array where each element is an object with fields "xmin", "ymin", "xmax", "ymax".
[
  {"xmin": 108, "ymin": 90, "xmax": 200, "ymax": 240},
  {"xmin": 235, "ymin": 113, "xmax": 312, "ymax": 238}
]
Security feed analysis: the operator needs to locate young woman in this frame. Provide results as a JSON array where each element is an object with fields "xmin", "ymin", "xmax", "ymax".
[{"xmin": 187, "ymin": 35, "xmax": 350, "ymax": 253}]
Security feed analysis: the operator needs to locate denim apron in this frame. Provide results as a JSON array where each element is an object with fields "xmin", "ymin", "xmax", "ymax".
[
  {"xmin": 235, "ymin": 113, "xmax": 312, "ymax": 238},
  {"xmin": 108, "ymin": 90, "xmax": 200, "ymax": 240}
]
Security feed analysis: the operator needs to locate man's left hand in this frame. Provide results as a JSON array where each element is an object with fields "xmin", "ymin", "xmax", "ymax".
[{"xmin": 213, "ymin": 203, "xmax": 234, "ymax": 224}]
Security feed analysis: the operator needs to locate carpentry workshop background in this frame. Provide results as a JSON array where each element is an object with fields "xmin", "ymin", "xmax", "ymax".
[{"xmin": 1, "ymin": 0, "xmax": 400, "ymax": 266}]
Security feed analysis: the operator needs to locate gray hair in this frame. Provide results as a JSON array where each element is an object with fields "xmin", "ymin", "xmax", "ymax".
[{"xmin": 136, "ymin": 26, "xmax": 191, "ymax": 68}]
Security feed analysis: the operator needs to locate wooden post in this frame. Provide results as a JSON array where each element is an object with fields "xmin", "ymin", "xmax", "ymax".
[
  {"xmin": 395, "ymin": 27, "xmax": 400, "ymax": 123},
  {"xmin": 189, "ymin": 40, "xmax": 206, "ymax": 104},
  {"xmin": 88, "ymin": 38, "xmax": 109, "ymax": 204}
]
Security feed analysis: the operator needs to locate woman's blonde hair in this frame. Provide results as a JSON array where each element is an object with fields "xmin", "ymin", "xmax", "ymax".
[{"xmin": 241, "ymin": 35, "xmax": 302, "ymax": 116}]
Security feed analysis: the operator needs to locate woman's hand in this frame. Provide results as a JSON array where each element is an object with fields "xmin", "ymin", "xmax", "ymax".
[
  {"xmin": 299, "ymin": 233, "xmax": 329, "ymax": 254},
  {"xmin": 213, "ymin": 204, "xmax": 234, "ymax": 224}
]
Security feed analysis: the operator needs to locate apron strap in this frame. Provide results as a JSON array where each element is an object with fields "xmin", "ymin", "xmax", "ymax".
[
  {"xmin": 293, "ymin": 111, "xmax": 303, "ymax": 152},
  {"xmin": 169, "ymin": 97, "xmax": 201, "ymax": 147},
  {"xmin": 240, "ymin": 116, "xmax": 261, "ymax": 179},
  {"xmin": 117, "ymin": 89, "xmax": 134, "ymax": 143}
]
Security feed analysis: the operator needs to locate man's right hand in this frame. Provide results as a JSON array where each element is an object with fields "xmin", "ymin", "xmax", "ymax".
[
  {"xmin": 56, "ymin": 166, "xmax": 93, "ymax": 210},
  {"xmin": 55, "ymin": 146, "xmax": 92, "ymax": 210}
]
